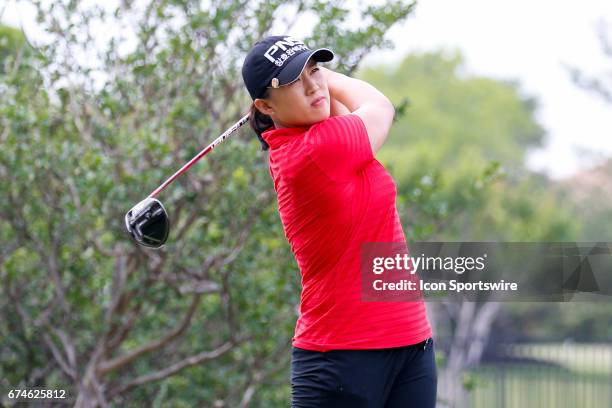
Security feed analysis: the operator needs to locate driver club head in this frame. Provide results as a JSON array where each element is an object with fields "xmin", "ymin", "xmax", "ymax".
[{"xmin": 125, "ymin": 197, "xmax": 170, "ymax": 248}]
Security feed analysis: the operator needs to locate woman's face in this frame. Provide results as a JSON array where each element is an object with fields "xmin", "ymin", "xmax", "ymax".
[{"xmin": 254, "ymin": 60, "xmax": 330, "ymax": 128}]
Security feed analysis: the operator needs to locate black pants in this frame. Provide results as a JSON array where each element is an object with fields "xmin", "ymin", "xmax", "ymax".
[{"xmin": 291, "ymin": 338, "xmax": 437, "ymax": 408}]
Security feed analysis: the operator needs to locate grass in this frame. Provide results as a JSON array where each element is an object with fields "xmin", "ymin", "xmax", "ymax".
[
  {"xmin": 468, "ymin": 364, "xmax": 611, "ymax": 408},
  {"xmin": 504, "ymin": 343, "xmax": 612, "ymax": 375},
  {"xmin": 439, "ymin": 343, "xmax": 612, "ymax": 407}
]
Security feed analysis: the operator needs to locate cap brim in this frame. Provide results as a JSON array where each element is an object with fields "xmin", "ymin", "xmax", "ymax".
[{"xmin": 277, "ymin": 48, "xmax": 334, "ymax": 86}]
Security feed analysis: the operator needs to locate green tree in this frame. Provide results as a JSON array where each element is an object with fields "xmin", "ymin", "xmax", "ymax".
[
  {"xmin": 0, "ymin": 24, "xmax": 31, "ymax": 74},
  {"xmin": 493, "ymin": 19, "xmax": 612, "ymax": 351},
  {"xmin": 358, "ymin": 50, "xmax": 580, "ymax": 405},
  {"xmin": 359, "ymin": 50, "xmax": 577, "ymax": 243},
  {"xmin": 0, "ymin": 1, "xmax": 417, "ymax": 406},
  {"xmin": 504, "ymin": 18, "xmax": 612, "ymax": 346},
  {"xmin": 565, "ymin": 19, "xmax": 612, "ymax": 243}
]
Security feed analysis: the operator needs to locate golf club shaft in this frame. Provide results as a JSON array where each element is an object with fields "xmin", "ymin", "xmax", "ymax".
[{"xmin": 149, "ymin": 114, "xmax": 250, "ymax": 198}]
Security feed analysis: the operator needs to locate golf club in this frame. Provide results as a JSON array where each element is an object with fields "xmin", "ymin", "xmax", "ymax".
[{"xmin": 125, "ymin": 113, "xmax": 250, "ymax": 248}]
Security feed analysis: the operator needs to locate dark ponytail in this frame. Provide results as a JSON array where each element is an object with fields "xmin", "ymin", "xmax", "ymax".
[{"xmin": 248, "ymin": 89, "xmax": 273, "ymax": 151}]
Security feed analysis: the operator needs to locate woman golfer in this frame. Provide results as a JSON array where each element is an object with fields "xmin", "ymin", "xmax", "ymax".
[{"xmin": 241, "ymin": 35, "xmax": 436, "ymax": 408}]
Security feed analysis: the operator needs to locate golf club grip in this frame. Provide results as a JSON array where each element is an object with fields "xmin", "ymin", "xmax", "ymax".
[{"xmin": 149, "ymin": 113, "xmax": 250, "ymax": 198}]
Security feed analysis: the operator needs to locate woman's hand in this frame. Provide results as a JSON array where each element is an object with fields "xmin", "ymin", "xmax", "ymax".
[
  {"xmin": 322, "ymin": 67, "xmax": 351, "ymax": 116},
  {"xmin": 320, "ymin": 66, "xmax": 395, "ymax": 154}
]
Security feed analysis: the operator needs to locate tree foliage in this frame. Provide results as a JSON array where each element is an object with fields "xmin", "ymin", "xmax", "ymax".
[
  {"xmin": 1, "ymin": 2, "xmax": 598, "ymax": 407},
  {"xmin": 359, "ymin": 50, "xmax": 577, "ymax": 243},
  {"xmin": 0, "ymin": 1, "xmax": 417, "ymax": 406},
  {"xmin": 357, "ymin": 50, "xmax": 582, "ymax": 403}
]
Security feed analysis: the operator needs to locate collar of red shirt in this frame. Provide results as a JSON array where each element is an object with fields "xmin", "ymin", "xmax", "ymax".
[{"xmin": 261, "ymin": 125, "xmax": 310, "ymax": 150}]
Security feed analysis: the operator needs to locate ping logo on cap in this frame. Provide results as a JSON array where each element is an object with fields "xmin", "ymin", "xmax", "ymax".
[{"xmin": 263, "ymin": 36, "xmax": 309, "ymax": 67}]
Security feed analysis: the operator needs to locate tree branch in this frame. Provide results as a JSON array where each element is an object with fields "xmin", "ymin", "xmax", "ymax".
[
  {"xmin": 11, "ymin": 288, "xmax": 78, "ymax": 381},
  {"xmin": 98, "ymin": 293, "xmax": 203, "ymax": 375},
  {"xmin": 238, "ymin": 370, "xmax": 263, "ymax": 408},
  {"xmin": 109, "ymin": 341, "xmax": 234, "ymax": 396},
  {"xmin": 42, "ymin": 332, "xmax": 77, "ymax": 381}
]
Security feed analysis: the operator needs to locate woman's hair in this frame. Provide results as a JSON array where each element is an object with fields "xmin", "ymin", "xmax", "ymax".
[{"xmin": 248, "ymin": 89, "xmax": 273, "ymax": 151}]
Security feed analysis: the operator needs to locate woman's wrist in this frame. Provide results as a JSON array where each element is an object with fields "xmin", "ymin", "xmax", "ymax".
[
  {"xmin": 322, "ymin": 67, "xmax": 363, "ymax": 112},
  {"xmin": 322, "ymin": 67, "xmax": 344, "ymax": 101},
  {"xmin": 329, "ymin": 96, "xmax": 351, "ymax": 116},
  {"xmin": 322, "ymin": 67, "xmax": 349, "ymax": 116},
  {"xmin": 322, "ymin": 66, "xmax": 391, "ymax": 113}
]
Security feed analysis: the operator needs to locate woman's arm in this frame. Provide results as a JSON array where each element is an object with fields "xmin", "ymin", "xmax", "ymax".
[
  {"xmin": 322, "ymin": 67, "xmax": 395, "ymax": 153},
  {"xmin": 329, "ymin": 95, "xmax": 351, "ymax": 117}
]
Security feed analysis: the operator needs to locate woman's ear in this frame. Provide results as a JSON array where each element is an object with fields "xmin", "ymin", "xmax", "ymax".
[{"xmin": 254, "ymin": 98, "xmax": 274, "ymax": 116}]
